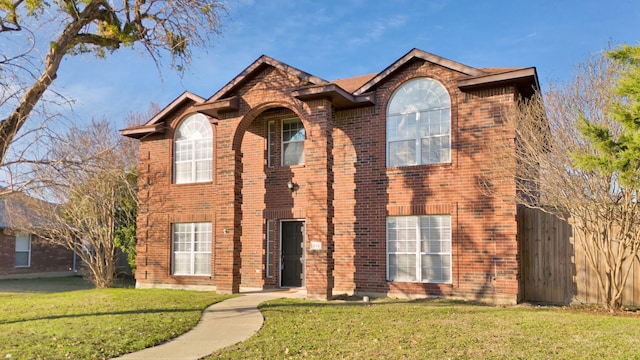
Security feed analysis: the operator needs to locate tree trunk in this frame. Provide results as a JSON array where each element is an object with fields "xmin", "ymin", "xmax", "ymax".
[{"xmin": 0, "ymin": 3, "xmax": 100, "ymax": 164}]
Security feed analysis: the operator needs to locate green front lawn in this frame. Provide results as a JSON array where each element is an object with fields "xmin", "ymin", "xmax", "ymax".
[
  {"xmin": 3, "ymin": 277, "xmax": 640, "ymax": 360},
  {"xmin": 0, "ymin": 280, "xmax": 231, "ymax": 359},
  {"xmin": 210, "ymin": 298, "xmax": 640, "ymax": 359}
]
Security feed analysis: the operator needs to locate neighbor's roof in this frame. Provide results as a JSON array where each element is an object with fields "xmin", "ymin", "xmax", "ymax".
[{"xmin": 0, "ymin": 192, "xmax": 55, "ymax": 229}]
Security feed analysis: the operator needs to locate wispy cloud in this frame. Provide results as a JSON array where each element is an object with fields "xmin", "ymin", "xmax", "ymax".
[
  {"xmin": 428, "ymin": 0, "xmax": 450, "ymax": 11},
  {"xmin": 502, "ymin": 31, "xmax": 539, "ymax": 45},
  {"xmin": 62, "ymin": 83, "xmax": 113, "ymax": 116},
  {"xmin": 348, "ymin": 15, "xmax": 408, "ymax": 45}
]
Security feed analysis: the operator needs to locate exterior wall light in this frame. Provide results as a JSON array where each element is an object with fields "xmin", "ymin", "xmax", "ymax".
[{"xmin": 287, "ymin": 181, "xmax": 295, "ymax": 190}]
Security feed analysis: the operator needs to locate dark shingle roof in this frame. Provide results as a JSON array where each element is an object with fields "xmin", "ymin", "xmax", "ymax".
[{"xmin": 0, "ymin": 192, "xmax": 54, "ymax": 229}]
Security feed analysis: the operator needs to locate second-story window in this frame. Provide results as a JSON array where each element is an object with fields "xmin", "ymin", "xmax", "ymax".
[
  {"xmin": 174, "ymin": 114, "xmax": 213, "ymax": 184},
  {"xmin": 387, "ymin": 78, "xmax": 451, "ymax": 167},
  {"xmin": 282, "ymin": 118, "xmax": 305, "ymax": 166}
]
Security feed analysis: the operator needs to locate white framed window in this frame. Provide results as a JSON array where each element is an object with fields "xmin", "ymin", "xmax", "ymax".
[
  {"xmin": 387, "ymin": 215, "xmax": 452, "ymax": 283},
  {"xmin": 267, "ymin": 121, "xmax": 276, "ymax": 168},
  {"xmin": 172, "ymin": 222, "xmax": 212, "ymax": 276},
  {"xmin": 15, "ymin": 234, "xmax": 31, "ymax": 267},
  {"xmin": 174, "ymin": 113, "xmax": 213, "ymax": 184},
  {"xmin": 282, "ymin": 118, "xmax": 305, "ymax": 166},
  {"xmin": 387, "ymin": 78, "xmax": 451, "ymax": 167}
]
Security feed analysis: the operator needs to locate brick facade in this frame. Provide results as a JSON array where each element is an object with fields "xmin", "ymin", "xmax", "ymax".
[
  {"xmin": 0, "ymin": 230, "xmax": 75, "ymax": 278},
  {"xmin": 123, "ymin": 49, "xmax": 539, "ymax": 304}
]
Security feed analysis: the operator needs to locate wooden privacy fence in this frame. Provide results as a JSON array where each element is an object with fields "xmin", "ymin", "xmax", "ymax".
[{"xmin": 518, "ymin": 207, "xmax": 640, "ymax": 306}]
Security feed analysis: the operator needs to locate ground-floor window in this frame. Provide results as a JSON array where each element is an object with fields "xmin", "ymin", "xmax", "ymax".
[
  {"xmin": 387, "ymin": 215, "xmax": 451, "ymax": 283},
  {"xmin": 15, "ymin": 234, "xmax": 31, "ymax": 267},
  {"xmin": 172, "ymin": 222, "xmax": 212, "ymax": 276}
]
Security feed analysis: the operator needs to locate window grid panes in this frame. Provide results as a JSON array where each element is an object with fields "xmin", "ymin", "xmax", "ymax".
[
  {"xmin": 267, "ymin": 121, "xmax": 276, "ymax": 168},
  {"xmin": 266, "ymin": 220, "xmax": 275, "ymax": 278},
  {"xmin": 174, "ymin": 114, "xmax": 213, "ymax": 184},
  {"xmin": 172, "ymin": 223, "xmax": 212, "ymax": 276},
  {"xmin": 387, "ymin": 78, "xmax": 451, "ymax": 167},
  {"xmin": 282, "ymin": 118, "xmax": 305, "ymax": 166},
  {"xmin": 15, "ymin": 234, "xmax": 31, "ymax": 267},
  {"xmin": 387, "ymin": 215, "xmax": 451, "ymax": 283}
]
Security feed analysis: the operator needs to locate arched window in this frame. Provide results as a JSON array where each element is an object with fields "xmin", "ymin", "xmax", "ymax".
[
  {"xmin": 174, "ymin": 113, "xmax": 213, "ymax": 184},
  {"xmin": 387, "ymin": 78, "xmax": 451, "ymax": 167}
]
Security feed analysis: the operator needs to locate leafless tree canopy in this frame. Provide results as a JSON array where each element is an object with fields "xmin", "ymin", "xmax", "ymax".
[
  {"xmin": 487, "ymin": 53, "xmax": 640, "ymax": 310},
  {"xmin": 7, "ymin": 120, "xmax": 138, "ymax": 287},
  {"xmin": 0, "ymin": 0, "xmax": 226, "ymax": 166}
]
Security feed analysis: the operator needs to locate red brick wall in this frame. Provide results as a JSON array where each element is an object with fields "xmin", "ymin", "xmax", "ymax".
[
  {"xmin": 0, "ymin": 230, "xmax": 75, "ymax": 276},
  {"xmin": 134, "ymin": 60, "xmax": 521, "ymax": 303},
  {"xmin": 134, "ymin": 102, "xmax": 217, "ymax": 288},
  {"xmin": 329, "ymin": 60, "xmax": 519, "ymax": 302}
]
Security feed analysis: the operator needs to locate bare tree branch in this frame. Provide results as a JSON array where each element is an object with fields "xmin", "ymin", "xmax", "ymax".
[
  {"xmin": 485, "ymin": 52, "xmax": 640, "ymax": 311},
  {"xmin": 0, "ymin": 0, "xmax": 226, "ymax": 165},
  {"xmin": 6, "ymin": 119, "xmax": 138, "ymax": 287}
]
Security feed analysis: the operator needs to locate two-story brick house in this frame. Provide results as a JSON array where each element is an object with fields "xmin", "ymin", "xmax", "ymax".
[{"xmin": 122, "ymin": 48, "xmax": 539, "ymax": 303}]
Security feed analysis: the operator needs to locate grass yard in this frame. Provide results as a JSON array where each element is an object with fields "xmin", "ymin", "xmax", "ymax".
[
  {"xmin": 210, "ymin": 298, "xmax": 640, "ymax": 359},
  {"xmin": 0, "ymin": 277, "xmax": 232, "ymax": 359},
  {"xmin": 3, "ymin": 278, "xmax": 640, "ymax": 360}
]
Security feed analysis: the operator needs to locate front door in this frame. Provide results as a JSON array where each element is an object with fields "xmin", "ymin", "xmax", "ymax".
[{"xmin": 281, "ymin": 221, "xmax": 304, "ymax": 287}]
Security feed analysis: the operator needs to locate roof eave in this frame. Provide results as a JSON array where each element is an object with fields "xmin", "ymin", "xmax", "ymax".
[
  {"xmin": 457, "ymin": 67, "xmax": 540, "ymax": 97},
  {"xmin": 194, "ymin": 97, "xmax": 239, "ymax": 118},
  {"xmin": 119, "ymin": 124, "xmax": 165, "ymax": 139},
  {"xmin": 292, "ymin": 84, "xmax": 375, "ymax": 109}
]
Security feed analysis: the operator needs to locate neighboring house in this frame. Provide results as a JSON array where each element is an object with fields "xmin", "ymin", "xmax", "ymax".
[
  {"xmin": 0, "ymin": 192, "xmax": 75, "ymax": 278},
  {"xmin": 121, "ymin": 48, "xmax": 539, "ymax": 303}
]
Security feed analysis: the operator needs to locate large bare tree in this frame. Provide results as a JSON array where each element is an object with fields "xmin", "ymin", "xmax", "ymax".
[
  {"xmin": 8, "ymin": 119, "xmax": 138, "ymax": 287},
  {"xmin": 0, "ymin": 0, "xmax": 226, "ymax": 165},
  {"xmin": 487, "ymin": 49, "xmax": 640, "ymax": 311}
]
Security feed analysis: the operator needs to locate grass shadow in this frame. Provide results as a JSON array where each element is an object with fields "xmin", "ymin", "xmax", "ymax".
[
  {"xmin": 259, "ymin": 296, "xmax": 497, "ymax": 312},
  {"xmin": 0, "ymin": 307, "xmax": 205, "ymax": 325},
  {"xmin": 0, "ymin": 276, "xmax": 135, "ymax": 294}
]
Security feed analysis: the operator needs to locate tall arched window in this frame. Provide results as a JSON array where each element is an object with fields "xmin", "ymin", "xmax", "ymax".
[
  {"xmin": 387, "ymin": 78, "xmax": 451, "ymax": 167},
  {"xmin": 174, "ymin": 113, "xmax": 213, "ymax": 184}
]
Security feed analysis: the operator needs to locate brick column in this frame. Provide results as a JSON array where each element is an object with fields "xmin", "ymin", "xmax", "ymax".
[
  {"xmin": 214, "ymin": 120, "xmax": 241, "ymax": 294},
  {"xmin": 304, "ymin": 99, "xmax": 334, "ymax": 299}
]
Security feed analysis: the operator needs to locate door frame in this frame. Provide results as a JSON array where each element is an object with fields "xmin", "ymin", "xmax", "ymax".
[{"xmin": 278, "ymin": 219, "xmax": 306, "ymax": 288}]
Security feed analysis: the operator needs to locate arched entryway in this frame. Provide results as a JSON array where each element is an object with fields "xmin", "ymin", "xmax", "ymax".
[
  {"xmin": 216, "ymin": 98, "xmax": 335, "ymax": 299},
  {"xmin": 236, "ymin": 105, "xmax": 308, "ymax": 289}
]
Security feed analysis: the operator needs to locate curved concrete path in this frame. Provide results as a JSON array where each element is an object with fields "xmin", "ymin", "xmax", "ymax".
[{"xmin": 116, "ymin": 289, "xmax": 306, "ymax": 360}]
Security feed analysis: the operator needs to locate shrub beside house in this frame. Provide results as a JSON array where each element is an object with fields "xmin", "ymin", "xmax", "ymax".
[{"xmin": 122, "ymin": 48, "xmax": 540, "ymax": 303}]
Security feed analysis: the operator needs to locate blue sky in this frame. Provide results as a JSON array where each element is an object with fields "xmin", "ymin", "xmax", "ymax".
[{"xmin": 50, "ymin": 0, "xmax": 639, "ymax": 130}]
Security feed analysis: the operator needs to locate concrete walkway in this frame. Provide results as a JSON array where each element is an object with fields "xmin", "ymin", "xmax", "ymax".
[{"xmin": 115, "ymin": 289, "xmax": 306, "ymax": 360}]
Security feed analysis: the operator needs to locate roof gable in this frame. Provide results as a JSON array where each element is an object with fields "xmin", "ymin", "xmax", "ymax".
[
  {"xmin": 207, "ymin": 55, "xmax": 329, "ymax": 102},
  {"xmin": 353, "ymin": 48, "xmax": 486, "ymax": 96},
  {"xmin": 146, "ymin": 91, "xmax": 205, "ymax": 127},
  {"xmin": 120, "ymin": 91, "xmax": 205, "ymax": 139}
]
